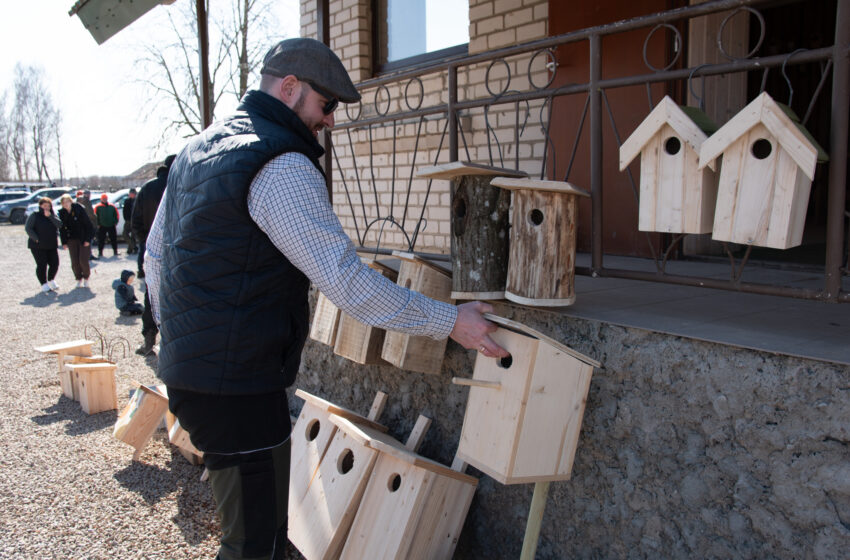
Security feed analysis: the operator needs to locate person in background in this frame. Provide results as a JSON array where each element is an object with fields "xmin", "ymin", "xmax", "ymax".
[
  {"xmin": 123, "ymin": 189, "xmax": 138, "ymax": 254},
  {"xmin": 113, "ymin": 270, "xmax": 144, "ymax": 315},
  {"xmin": 94, "ymin": 193, "xmax": 119, "ymax": 258},
  {"xmin": 25, "ymin": 197, "xmax": 62, "ymax": 293},
  {"xmin": 145, "ymin": 38, "xmax": 507, "ymax": 560},
  {"xmin": 131, "ymin": 155, "xmax": 174, "ymax": 356},
  {"xmin": 77, "ymin": 189, "xmax": 98, "ymax": 260},
  {"xmin": 58, "ymin": 194, "xmax": 94, "ymax": 289}
]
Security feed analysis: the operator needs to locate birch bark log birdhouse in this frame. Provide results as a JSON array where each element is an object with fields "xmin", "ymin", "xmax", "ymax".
[
  {"xmin": 416, "ymin": 162, "xmax": 527, "ymax": 300},
  {"xmin": 337, "ymin": 416, "xmax": 478, "ymax": 560},
  {"xmin": 289, "ymin": 390, "xmax": 388, "ymax": 560},
  {"xmin": 698, "ymin": 91, "xmax": 826, "ymax": 249},
  {"xmin": 333, "ymin": 260, "xmax": 398, "ymax": 365},
  {"xmin": 489, "ymin": 177, "xmax": 590, "ymax": 306},
  {"xmin": 453, "ymin": 315, "xmax": 600, "ymax": 484},
  {"xmin": 619, "ymin": 95, "xmax": 718, "ymax": 234},
  {"xmin": 381, "ymin": 252, "xmax": 453, "ymax": 374}
]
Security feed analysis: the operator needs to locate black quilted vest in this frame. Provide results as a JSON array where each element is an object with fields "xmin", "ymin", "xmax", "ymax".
[{"xmin": 157, "ymin": 90, "xmax": 324, "ymax": 395}]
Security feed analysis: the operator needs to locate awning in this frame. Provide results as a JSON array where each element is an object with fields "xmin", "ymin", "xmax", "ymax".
[{"xmin": 68, "ymin": 0, "xmax": 176, "ymax": 45}]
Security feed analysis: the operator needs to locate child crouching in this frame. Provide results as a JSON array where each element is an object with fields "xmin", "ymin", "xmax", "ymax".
[{"xmin": 113, "ymin": 270, "xmax": 144, "ymax": 316}]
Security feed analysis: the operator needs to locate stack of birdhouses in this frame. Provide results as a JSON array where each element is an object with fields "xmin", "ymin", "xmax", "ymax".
[{"xmin": 34, "ymin": 339, "xmax": 118, "ymax": 415}]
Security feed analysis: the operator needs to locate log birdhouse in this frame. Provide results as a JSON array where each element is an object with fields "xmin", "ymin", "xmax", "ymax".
[
  {"xmin": 453, "ymin": 314, "xmax": 600, "ymax": 484},
  {"xmin": 289, "ymin": 390, "xmax": 388, "ymax": 560},
  {"xmin": 489, "ymin": 177, "xmax": 590, "ymax": 307},
  {"xmin": 334, "ymin": 260, "xmax": 398, "ymax": 365},
  {"xmin": 619, "ymin": 96, "xmax": 719, "ymax": 234},
  {"xmin": 416, "ymin": 162, "xmax": 527, "ymax": 300},
  {"xmin": 337, "ymin": 416, "xmax": 478, "ymax": 560},
  {"xmin": 381, "ymin": 252, "xmax": 453, "ymax": 375},
  {"xmin": 699, "ymin": 91, "xmax": 827, "ymax": 249}
]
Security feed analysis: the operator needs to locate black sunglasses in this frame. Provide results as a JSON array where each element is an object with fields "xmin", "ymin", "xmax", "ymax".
[{"xmin": 301, "ymin": 79, "xmax": 339, "ymax": 115}]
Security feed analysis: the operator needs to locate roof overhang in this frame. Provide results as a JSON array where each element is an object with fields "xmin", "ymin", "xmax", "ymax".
[{"xmin": 69, "ymin": 0, "xmax": 176, "ymax": 45}]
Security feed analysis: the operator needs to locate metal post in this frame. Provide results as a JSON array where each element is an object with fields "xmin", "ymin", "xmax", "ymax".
[
  {"xmin": 196, "ymin": 0, "xmax": 212, "ymax": 129},
  {"xmin": 449, "ymin": 65, "xmax": 459, "ymax": 162},
  {"xmin": 589, "ymin": 34, "xmax": 603, "ymax": 272},
  {"xmin": 824, "ymin": 0, "xmax": 849, "ymax": 300}
]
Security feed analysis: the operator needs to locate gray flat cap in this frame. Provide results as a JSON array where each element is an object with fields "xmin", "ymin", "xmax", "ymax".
[{"xmin": 261, "ymin": 38, "xmax": 361, "ymax": 103}]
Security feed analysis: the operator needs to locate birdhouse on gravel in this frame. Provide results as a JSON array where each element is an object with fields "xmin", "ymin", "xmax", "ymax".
[
  {"xmin": 289, "ymin": 390, "xmax": 389, "ymax": 560},
  {"xmin": 489, "ymin": 177, "xmax": 590, "ymax": 306},
  {"xmin": 416, "ymin": 162, "xmax": 527, "ymax": 301},
  {"xmin": 619, "ymin": 95, "xmax": 719, "ymax": 234},
  {"xmin": 698, "ymin": 91, "xmax": 827, "ymax": 249},
  {"xmin": 34, "ymin": 339, "xmax": 95, "ymax": 400},
  {"xmin": 381, "ymin": 251, "xmax": 453, "ymax": 375},
  {"xmin": 453, "ymin": 314, "xmax": 600, "ymax": 484},
  {"xmin": 334, "ymin": 259, "xmax": 398, "ymax": 365}
]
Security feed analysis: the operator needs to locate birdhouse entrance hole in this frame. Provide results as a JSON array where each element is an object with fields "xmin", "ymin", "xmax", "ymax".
[
  {"xmin": 498, "ymin": 355, "xmax": 513, "ymax": 369},
  {"xmin": 529, "ymin": 209, "xmax": 544, "ymax": 226},
  {"xmin": 338, "ymin": 449, "xmax": 355, "ymax": 474},
  {"xmin": 387, "ymin": 473, "xmax": 402, "ymax": 492},
  {"xmin": 305, "ymin": 419, "xmax": 320, "ymax": 442},
  {"xmin": 453, "ymin": 197, "xmax": 467, "ymax": 219},
  {"xmin": 664, "ymin": 136, "xmax": 681, "ymax": 155},
  {"xmin": 751, "ymin": 138, "xmax": 772, "ymax": 160}
]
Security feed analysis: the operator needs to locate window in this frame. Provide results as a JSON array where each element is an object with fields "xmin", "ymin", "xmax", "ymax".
[{"xmin": 374, "ymin": 0, "xmax": 469, "ymax": 73}]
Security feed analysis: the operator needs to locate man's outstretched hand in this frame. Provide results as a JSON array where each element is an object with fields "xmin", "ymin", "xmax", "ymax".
[{"xmin": 449, "ymin": 301, "xmax": 510, "ymax": 358}]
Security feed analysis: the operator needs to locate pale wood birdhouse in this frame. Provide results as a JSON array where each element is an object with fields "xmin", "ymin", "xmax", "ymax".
[
  {"xmin": 619, "ymin": 95, "xmax": 719, "ymax": 234},
  {"xmin": 65, "ymin": 361, "xmax": 118, "ymax": 415},
  {"xmin": 489, "ymin": 177, "xmax": 590, "ymax": 306},
  {"xmin": 310, "ymin": 291, "xmax": 342, "ymax": 347},
  {"xmin": 698, "ymin": 91, "xmax": 826, "ymax": 249},
  {"xmin": 34, "ymin": 339, "xmax": 94, "ymax": 400},
  {"xmin": 381, "ymin": 251, "xmax": 453, "ymax": 375},
  {"xmin": 113, "ymin": 384, "xmax": 169, "ymax": 460},
  {"xmin": 453, "ymin": 315, "xmax": 600, "ymax": 485},
  {"xmin": 288, "ymin": 390, "xmax": 389, "ymax": 560},
  {"xmin": 333, "ymin": 260, "xmax": 398, "ymax": 365},
  {"xmin": 416, "ymin": 162, "xmax": 527, "ymax": 300},
  {"xmin": 337, "ymin": 416, "xmax": 478, "ymax": 560}
]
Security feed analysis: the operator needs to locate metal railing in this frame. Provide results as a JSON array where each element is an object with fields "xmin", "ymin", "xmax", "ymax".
[{"xmin": 325, "ymin": 0, "xmax": 849, "ymax": 302}]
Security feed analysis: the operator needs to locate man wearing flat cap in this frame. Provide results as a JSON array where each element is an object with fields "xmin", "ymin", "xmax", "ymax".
[{"xmin": 145, "ymin": 38, "xmax": 505, "ymax": 559}]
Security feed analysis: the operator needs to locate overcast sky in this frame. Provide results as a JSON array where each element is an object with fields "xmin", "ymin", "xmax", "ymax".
[{"xmin": 0, "ymin": 1, "xmax": 299, "ymax": 179}]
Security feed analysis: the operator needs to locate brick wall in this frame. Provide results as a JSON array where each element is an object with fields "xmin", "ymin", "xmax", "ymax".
[{"xmin": 301, "ymin": 0, "xmax": 549, "ymax": 253}]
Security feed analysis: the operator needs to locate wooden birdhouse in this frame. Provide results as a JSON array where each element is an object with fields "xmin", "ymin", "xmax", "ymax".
[
  {"xmin": 453, "ymin": 314, "xmax": 600, "ymax": 485},
  {"xmin": 166, "ymin": 412, "xmax": 204, "ymax": 465},
  {"xmin": 416, "ymin": 162, "xmax": 527, "ymax": 300},
  {"xmin": 34, "ymin": 339, "xmax": 94, "ymax": 400},
  {"xmin": 289, "ymin": 390, "xmax": 388, "ymax": 560},
  {"xmin": 65, "ymin": 361, "xmax": 118, "ymax": 415},
  {"xmin": 381, "ymin": 251, "xmax": 453, "ymax": 374},
  {"xmin": 113, "ymin": 383, "xmax": 169, "ymax": 460},
  {"xmin": 337, "ymin": 416, "xmax": 478, "ymax": 560},
  {"xmin": 619, "ymin": 96, "xmax": 719, "ymax": 234},
  {"xmin": 310, "ymin": 291, "xmax": 342, "ymax": 347},
  {"xmin": 699, "ymin": 91, "xmax": 827, "ymax": 249},
  {"xmin": 334, "ymin": 260, "xmax": 398, "ymax": 365},
  {"xmin": 489, "ymin": 177, "xmax": 590, "ymax": 306}
]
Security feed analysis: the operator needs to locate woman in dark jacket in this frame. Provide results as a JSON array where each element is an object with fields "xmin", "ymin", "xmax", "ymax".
[
  {"xmin": 58, "ymin": 194, "xmax": 94, "ymax": 288},
  {"xmin": 24, "ymin": 197, "xmax": 62, "ymax": 293}
]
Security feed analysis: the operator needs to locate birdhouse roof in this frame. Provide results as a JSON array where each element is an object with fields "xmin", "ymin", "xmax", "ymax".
[
  {"xmin": 489, "ymin": 177, "xmax": 590, "ymax": 197},
  {"xmin": 329, "ymin": 414, "xmax": 479, "ymax": 484},
  {"xmin": 619, "ymin": 96, "xmax": 716, "ymax": 171},
  {"xmin": 295, "ymin": 389, "xmax": 388, "ymax": 433},
  {"xmin": 484, "ymin": 314, "xmax": 601, "ymax": 368},
  {"xmin": 416, "ymin": 161, "xmax": 528, "ymax": 180},
  {"xmin": 391, "ymin": 251, "xmax": 451, "ymax": 276},
  {"xmin": 698, "ymin": 91, "xmax": 824, "ymax": 180}
]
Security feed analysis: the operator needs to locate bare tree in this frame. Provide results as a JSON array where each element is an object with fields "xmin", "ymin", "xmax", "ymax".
[
  {"xmin": 135, "ymin": 0, "xmax": 280, "ymax": 143},
  {"xmin": 0, "ymin": 92, "xmax": 10, "ymax": 181},
  {"xmin": 6, "ymin": 64, "xmax": 61, "ymax": 181}
]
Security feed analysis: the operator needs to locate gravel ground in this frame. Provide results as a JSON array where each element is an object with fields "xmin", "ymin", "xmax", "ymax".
[{"xmin": 0, "ymin": 223, "xmax": 223, "ymax": 559}]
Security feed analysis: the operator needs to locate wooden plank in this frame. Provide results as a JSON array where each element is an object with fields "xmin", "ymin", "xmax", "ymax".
[
  {"xmin": 767, "ymin": 155, "xmax": 812, "ymax": 249},
  {"xmin": 290, "ymin": 402, "xmax": 340, "ymax": 508},
  {"xmin": 73, "ymin": 363, "xmax": 118, "ymax": 415},
  {"xmin": 367, "ymin": 391, "xmax": 388, "ymax": 423},
  {"xmin": 415, "ymin": 161, "xmax": 527, "ymax": 180},
  {"xmin": 637, "ymin": 133, "xmax": 660, "ymax": 232},
  {"xmin": 113, "ymin": 383, "xmax": 169, "ymax": 459},
  {"xmin": 758, "ymin": 94, "xmax": 817, "ymax": 180},
  {"xmin": 733, "ymin": 126, "xmax": 777, "ymax": 246},
  {"xmin": 482, "ymin": 313, "xmax": 601, "ymax": 368},
  {"xmin": 294, "ymin": 389, "xmax": 388, "ymax": 433},
  {"xmin": 699, "ymin": 92, "xmax": 766, "ymax": 169},
  {"xmin": 489, "ymin": 177, "xmax": 590, "ymax": 197},
  {"xmin": 34, "ymin": 339, "xmax": 94, "ymax": 355},
  {"xmin": 451, "ymin": 377, "xmax": 502, "ymax": 389},
  {"xmin": 404, "ymin": 415, "xmax": 432, "ymax": 453},
  {"xmin": 405, "ymin": 475, "xmax": 476, "ymax": 560},
  {"xmin": 310, "ymin": 292, "xmax": 342, "ymax": 346},
  {"xmin": 657, "ymin": 124, "xmax": 686, "ymax": 233},
  {"xmin": 519, "ymin": 482, "xmax": 551, "ymax": 560}
]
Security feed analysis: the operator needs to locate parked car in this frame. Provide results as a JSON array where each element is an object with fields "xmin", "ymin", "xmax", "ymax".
[
  {"xmin": 0, "ymin": 191, "xmax": 31, "ymax": 204},
  {"xmin": 0, "ymin": 187, "xmax": 73, "ymax": 224}
]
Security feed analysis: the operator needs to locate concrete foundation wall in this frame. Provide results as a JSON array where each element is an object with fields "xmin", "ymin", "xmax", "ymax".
[{"xmin": 290, "ymin": 290, "xmax": 850, "ymax": 558}]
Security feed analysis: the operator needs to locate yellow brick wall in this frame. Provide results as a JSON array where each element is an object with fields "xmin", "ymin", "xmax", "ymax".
[{"xmin": 301, "ymin": 0, "xmax": 549, "ymax": 253}]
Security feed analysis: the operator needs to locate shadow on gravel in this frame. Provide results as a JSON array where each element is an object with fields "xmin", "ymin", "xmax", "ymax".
[
  {"xmin": 114, "ymin": 458, "xmax": 180, "ymax": 504},
  {"xmin": 169, "ymin": 449, "xmax": 218, "ymax": 545},
  {"xmin": 31, "ymin": 399, "xmax": 117, "ymax": 435},
  {"xmin": 20, "ymin": 291, "xmax": 58, "ymax": 307},
  {"xmin": 56, "ymin": 289, "xmax": 96, "ymax": 307},
  {"xmin": 115, "ymin": 314, "xmax": 139, "ymax": 326}
]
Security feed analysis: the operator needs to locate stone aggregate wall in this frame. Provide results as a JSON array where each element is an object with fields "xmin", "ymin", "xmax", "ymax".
[{"xmin": 290, "ymin": 290, "xmax": 850, "ymax": 559}]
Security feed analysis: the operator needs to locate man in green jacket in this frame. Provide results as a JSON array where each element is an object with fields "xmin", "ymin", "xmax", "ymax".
[{"xmin": 94, "ymin": 193, "xmax": 119, "ymax": 258}]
